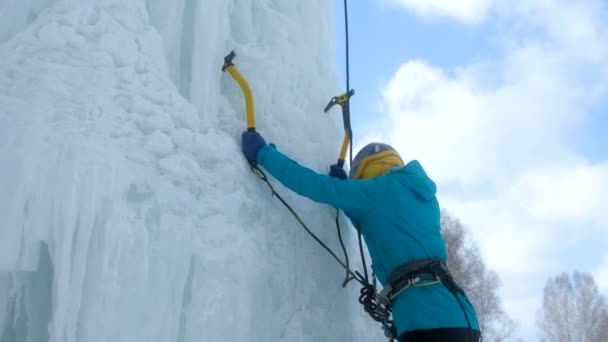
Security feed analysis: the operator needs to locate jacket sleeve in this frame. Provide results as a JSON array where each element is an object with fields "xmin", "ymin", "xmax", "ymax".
[{"xmin": 257, "ymin": 145, "xmax": 376, "ymax": 217}]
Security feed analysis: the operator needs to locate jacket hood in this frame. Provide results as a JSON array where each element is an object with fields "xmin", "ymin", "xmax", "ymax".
[{"xmin": 393, "ymin": 160, "xmax": 437, "ymax": 200}]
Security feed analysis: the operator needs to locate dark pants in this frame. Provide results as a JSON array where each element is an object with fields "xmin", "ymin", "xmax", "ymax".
[{"xmin": 399, "ymin": 328, "xmax": 481, "ymax": 342}]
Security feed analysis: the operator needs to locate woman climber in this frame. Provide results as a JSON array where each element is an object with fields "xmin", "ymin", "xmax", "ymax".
[{"xmin": 241, "ymin": 130, "xmax": 481, "ymax": 342}]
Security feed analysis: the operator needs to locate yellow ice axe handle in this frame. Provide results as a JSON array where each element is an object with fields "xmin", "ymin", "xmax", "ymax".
[
  {"xmin": 337, "ymin": 135, "xmax": 350, "ymax": 168},
  {"xmin": 222, "ymin": 51, "xmax": 255, "ymax": 130},
  {"xmin": 225, "ymin": 65, "xmax": 256, "ymax": 130}
]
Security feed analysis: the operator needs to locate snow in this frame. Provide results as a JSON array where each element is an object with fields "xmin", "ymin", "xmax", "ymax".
[{"xmin": 0, "ymin": 0, "xmax": 382, "ymax": 341}]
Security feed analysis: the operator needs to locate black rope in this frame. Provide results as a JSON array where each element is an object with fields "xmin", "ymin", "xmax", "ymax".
[
  {"xmin": 250, "ymin": 163, "xmax": 365, "ymax": 286},
  {"xmin": 343, "ymin": 0, "xmax": 354, "ymax": 189},
  {"xmin": 354, "ymin": 222, "xmax": 369, "ymax": 282},
  {"xmin": 336, "ymin": 209, "xmax": 355, "ymax": 287},
  {"xmin": 331, "ymin": 0, "xmax": 360, "ymax": 289},
  {"xmin": 253, "ymin": 0, "xmax": 396, "ymax": 339},
  {"xmin": 343, "ymin": 0, "xmax": 350, "ymax": 92},
  {"xmin": 339, "ymin": 0, "xmax": 390, "ymax": 334},
  {"xmin": 251, "ymin": 163, "xmax": 396, "ymax": 335},
  {"xmin": 359, "ymin": 284, "xmax": 393, "ymax": 325},
  {"xmin": 340, "ymin": 3, "xmax": 395, "ymax": 337}
]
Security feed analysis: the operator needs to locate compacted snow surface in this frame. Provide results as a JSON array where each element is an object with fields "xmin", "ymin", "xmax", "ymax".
[{"xmin": 0, "ymin": 1, "xmax": 381, "ymax": 341}]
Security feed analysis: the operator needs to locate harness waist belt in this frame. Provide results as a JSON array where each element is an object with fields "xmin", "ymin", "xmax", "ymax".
[{"xmin": 379, "ymin": 258, "xmax": 462, "ymax": 301}]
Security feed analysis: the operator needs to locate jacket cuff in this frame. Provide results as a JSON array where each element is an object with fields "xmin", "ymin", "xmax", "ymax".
[{"xmin": 257, "ymin": 144, "xmax": 276, "ymax": 165}]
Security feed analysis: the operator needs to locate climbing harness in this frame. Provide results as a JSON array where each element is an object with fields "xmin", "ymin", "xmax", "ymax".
[{"xmin": 375, "ymin": 259, "xmax": 475, "ymax": 341}]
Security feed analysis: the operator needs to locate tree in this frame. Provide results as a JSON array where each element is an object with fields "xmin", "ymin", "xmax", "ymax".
[
  {"xmin": 537, "ymin": 271, "xmax": 608, "ymax": 342},
  {"xmin": 441, "ymin": 210, "xmax": 517, "ymax": 341}
]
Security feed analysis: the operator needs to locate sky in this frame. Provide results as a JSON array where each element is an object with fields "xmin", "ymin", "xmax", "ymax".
[{"xmin": 335, "ymin": 0, "xmax": 608, "ymax": 340}]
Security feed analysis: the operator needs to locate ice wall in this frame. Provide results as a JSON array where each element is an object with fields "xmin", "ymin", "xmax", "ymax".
[
  {"xmin": 0, "ymin": 0, "xmax": 379, "ymax": 341},
  {"xmin": 0, "ymin": 0, "xmax": 58, "ymax": 45}
]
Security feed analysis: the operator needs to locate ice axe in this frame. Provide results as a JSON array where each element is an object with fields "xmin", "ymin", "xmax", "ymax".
[
  {"xmin": 324, "ymin": 89, "xmax": 354, "ymax": 168},
  {"xmin": 222, "ymin": 51, "xmax": 256, "ymax": 131}
]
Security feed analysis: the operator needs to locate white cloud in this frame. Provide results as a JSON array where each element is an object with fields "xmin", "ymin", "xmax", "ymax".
[
  {"xmin": 388, "ymin": 0, "xmax": 608, "ymax": 52},
  {"xmin": 441, "ymin": 160, "xmax": 608, "ymax": 274},
  {"xmin": 502, "ymin": 2, "xmax": 608, "ymax": 55},
  {"xmin": 373, "ymin": 0, "xmax": 608, "ymax": 188},
  {"xmin": 378, "ymin": 54, "xmax": 588, "ymax": 187},
  {"xmin": 441, "ymin": 194, "xmax": 554, "ymax": 276},
  {"xmin": 388, "ymin": 0, "xmax": 493, "ymax": 23},
  {"xmin": 515, "ymin": 162, "xmax": 608, "ymax": 228}
]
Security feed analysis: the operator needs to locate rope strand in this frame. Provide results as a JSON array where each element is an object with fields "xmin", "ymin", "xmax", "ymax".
[
  {"xmin": 251, "ymin": 164, "xmax": 365, "ymax": 286},
  {"xmin": 344, "ymin": 0, "xmax": 350, "ymax": 92},
  {"xmin": 336, "ymin": 209, "xmax": 355, "ymax": 286}
]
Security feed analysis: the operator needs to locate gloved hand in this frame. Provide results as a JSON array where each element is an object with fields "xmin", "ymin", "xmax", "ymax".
[
  {"xmin": 329, "ymin": 164, "xmax": 347, "ymax": 180},
  {"xmin": 241, "ymin": 130, "xmax": 267, "ymax": 163}
]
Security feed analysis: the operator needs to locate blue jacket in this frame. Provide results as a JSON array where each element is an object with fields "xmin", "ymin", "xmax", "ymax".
[{"xmin": 258, "ymin": 145, "xmax": 479, "ymax": 335}]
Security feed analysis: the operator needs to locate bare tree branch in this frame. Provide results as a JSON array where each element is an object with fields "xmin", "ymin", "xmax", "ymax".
[
  {"xmin": 441, "ymin": 209, "xmax": 517, "ymax": 341},
  {"xmin": 537, "ymin": 271, "xmax": 608, "ymax": 342}
]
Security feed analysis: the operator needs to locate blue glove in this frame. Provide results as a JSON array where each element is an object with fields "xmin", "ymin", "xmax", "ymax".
[
  {"xmin": 241, "ymin": 130, "xmax": 267, "ymax": 163},
  {"xmin": 329, "ymin": 164, "xmax": 347, "ymax": 180}
]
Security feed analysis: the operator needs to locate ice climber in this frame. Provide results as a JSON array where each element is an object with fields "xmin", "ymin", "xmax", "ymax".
[{"xmin": 241, "ymin": 130, "xmax": 481, "ymax": 342}]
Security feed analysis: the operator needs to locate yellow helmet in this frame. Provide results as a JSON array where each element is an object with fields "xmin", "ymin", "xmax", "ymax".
[{"xmin": 349, "ymin": 143, "xmax": 404, "ymax": 180}]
